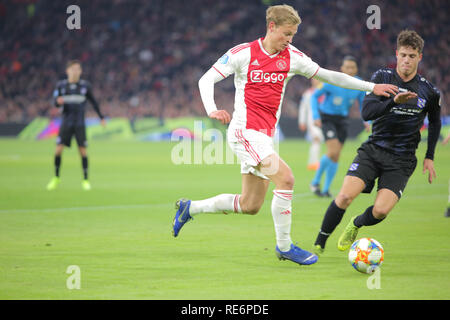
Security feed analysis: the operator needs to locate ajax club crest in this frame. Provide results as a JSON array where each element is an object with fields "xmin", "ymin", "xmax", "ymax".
[{"xmin": 276, "ymin": 59, "xmax": 287, "ymax": 70}]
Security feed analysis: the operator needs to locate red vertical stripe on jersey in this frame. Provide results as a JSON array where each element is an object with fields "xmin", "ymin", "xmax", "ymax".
[
  {"xmin": 244, "ymin": 40, "xmax": 290, "ymax": 137},
  {"xmin": 235, "ymin": 129, "xmax": 261, "ymax": 164}
]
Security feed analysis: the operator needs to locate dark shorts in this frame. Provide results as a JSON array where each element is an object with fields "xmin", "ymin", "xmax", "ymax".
[
  {"xmin": 320, "ymin": 113, "xmax": 348, "ymax": 144},
  {"xmin": 346, "ymin": 142, "xmax": 417, "ymax": 199},
  {"xmin": 57, "ymin": 124, "xmax": 87, "ymax": 148}
]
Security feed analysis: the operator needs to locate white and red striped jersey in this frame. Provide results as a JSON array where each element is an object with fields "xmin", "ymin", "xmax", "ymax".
[{"xmin": 212, "ymin": 38, "xmax": 320, "ymax": 137}]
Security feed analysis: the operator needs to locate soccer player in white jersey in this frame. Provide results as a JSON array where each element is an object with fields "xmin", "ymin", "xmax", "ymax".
[
  {"xmin": 298, "ymin": 78, "xmax": 324, "ymax": 171},
  {"xmin": 172, "ymin": 4, "xmax": 398, "ymax": 266}
]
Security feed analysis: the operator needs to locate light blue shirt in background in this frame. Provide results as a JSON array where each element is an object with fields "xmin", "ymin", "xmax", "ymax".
[{"xmin": 311, "ymin": 78, "xmax": 366, "ymax": 120}]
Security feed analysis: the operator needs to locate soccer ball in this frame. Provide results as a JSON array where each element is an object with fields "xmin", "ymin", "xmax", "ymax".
[{"xmin": 348, "ymin": 238, "xmax": 384, "ymax": 274}]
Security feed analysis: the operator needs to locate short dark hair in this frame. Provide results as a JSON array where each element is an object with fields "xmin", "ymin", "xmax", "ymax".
[
  {"xmin": 342, "ymin": 55, "xmax": 357, "ymax": 64},
  {"xmin": 66, "ymin": 59, "xmax": 81, "ymax": 68},
  {"xmin": 397, "ymin": 30, "xmax": 424, "ymax": 53}
]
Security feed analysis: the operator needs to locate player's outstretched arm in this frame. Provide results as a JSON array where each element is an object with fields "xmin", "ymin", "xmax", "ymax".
[
  {"xmin": 313, "ymin": 68, "xmax": 398, "ymax": 97},
  {"xmin": 86, "ymin": 86, "xmax": 105, "ymax": 121},
  {"xmin": 372, "ymin": 84, "xmax": 399, "ymax": 97},
  {"xmin": 393, "ymin": 91, "xmax": 418, "ymax": 104},
  {"xmin": 424, "ymin": 92, "xmax": 441, "ymax": 163},
  {"xmin": 422, "ymin": 92, "xmax": 441, "ymax": 184},
  {"xmin": 360, "ymin": 91, "xmax": 416, "ymax": 121}
]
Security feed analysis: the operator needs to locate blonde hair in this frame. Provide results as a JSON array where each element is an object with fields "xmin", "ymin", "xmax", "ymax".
[{"xmin": 266, "ymin": 4, "xmax": 301, "ymax": 27}]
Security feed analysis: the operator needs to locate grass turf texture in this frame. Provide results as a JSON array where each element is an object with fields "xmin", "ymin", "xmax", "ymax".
[{"xmin": 0, "ymin": 138, "xmax": 449, "ymax": 299}]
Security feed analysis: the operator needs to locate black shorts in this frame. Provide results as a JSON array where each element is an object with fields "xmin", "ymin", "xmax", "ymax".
[
  {"xmin": 346, "ymin": 142, "xmax": 417, "ymax": 199},
  {"xmin": 57, "ymin": 124, "xmax": 87, "ymax": 148},
  {"xmin": 320, "ymin": 113, "xmax": 348, "ymax": 144}
]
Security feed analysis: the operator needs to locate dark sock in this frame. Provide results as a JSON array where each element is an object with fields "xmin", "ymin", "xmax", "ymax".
[
  {"xmin": 315, "ymin": 200, "xmax": 346, "ymax": 248},
  {"xmin": 353, "ymin": 206, "xmax": 384, "ymax": 227},
  {"xmin": 82, "ymin": 156, "xmax": 88, "ymax": 180},
  {"xmin": 55, "ymin": 155, "xmax": 61, "ymax": 177}
]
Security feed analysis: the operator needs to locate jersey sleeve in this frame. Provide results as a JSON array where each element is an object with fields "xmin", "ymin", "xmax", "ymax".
[
  {"xmin": 361, "ymin": 70, "xmax": 396, "ymax": 121},
  {"xmin": 52, "ymin": 82, "xmax": 62, "ymax": 107},
  {"xmin": 425, "ymin": 89, "xmax": 442, "ymax": 160},
  {"xmin": 85, "ymin": 82, "xmax": 104, "ymax": 119},
  {"xmin": 289, "ymin": 47, "xmax": 320, "ymax": 79},
  {"xmin": 210, "ymin": 44, "xmax": 248, "ymax": 79}
]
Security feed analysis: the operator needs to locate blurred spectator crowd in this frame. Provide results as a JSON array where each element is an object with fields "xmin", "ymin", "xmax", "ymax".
[{"xmin": 0, "ymin": 0, "xmax": 448, "ymax": 123}]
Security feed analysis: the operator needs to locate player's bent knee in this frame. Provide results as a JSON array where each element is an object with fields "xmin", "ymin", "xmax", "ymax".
[
  {"xmin": 330, "ymin": 155, "xmax": 340, "ymax": 162},
  {"xmin": 244, "ymin": 209, "xmax": 260, "ymax": 215},
  {"xmin": 327, "ymin": 151, "xmax": 340, "ymax": 162},
  {"xmin": 285, "ymin": 174, "xmax": 295, "ymax": 190},
  {"xmin": 335, "ymin": 192, "xmax": 354, "ymax": 208},
  {"xmin": 372, "ymin": 206, "xmax": 390, "ymax": 219},
  {"xmin": 240, "ymin": 198, "xmax": 263, "ymax": 215},
  {"xmin": 241, "ymin": 205, "xmax": 260, "ymax": 215},
  {"xmin": 278, "ymin": 172, "xmax": 295, "ymax": 190}
]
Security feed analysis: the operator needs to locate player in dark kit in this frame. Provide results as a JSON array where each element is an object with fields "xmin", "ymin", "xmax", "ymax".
[
  {"xmin": 46, "ymin": 60, "xmax": 106, "ymax": 191},
  {"xmin": 312, "ymin": 30, "xmax": 442, "ymax": 255}
]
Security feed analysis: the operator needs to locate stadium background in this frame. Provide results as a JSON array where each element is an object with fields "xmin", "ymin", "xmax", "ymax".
[
  {"xmin": 0, "ymin": 0, "xmax": 449, "ymax": 301},
  {"xmin": 0, "ymin": 0, "xmax": 449, "ymax": 138}
]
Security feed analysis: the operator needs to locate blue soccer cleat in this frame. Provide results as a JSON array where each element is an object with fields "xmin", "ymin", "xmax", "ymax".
[
  {"xmin": 276, "ymin": 243, "xmax": 318, "ymax": 265},
  {"xmin": 172, "ymin": 198, "xmax": 193, "ymax": 237}
]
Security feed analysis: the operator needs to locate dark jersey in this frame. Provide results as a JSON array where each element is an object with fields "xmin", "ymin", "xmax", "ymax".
[
  {"xmin": 361, "ymin": 68, "xmax": 441, "ymax": 160},
  {"xmin": 53, "ymin": 79, "xmax": 104, "ymax": 126}
]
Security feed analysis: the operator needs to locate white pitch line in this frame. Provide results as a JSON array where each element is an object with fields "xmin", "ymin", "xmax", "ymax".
[
  {"xmin": 0, "ymin": 195, "xmax": 316, "ymax": 214},
  {"xmin": 0, "ymin": 203, "xmax": 166, "ymax": 214},
  {"xmin": 0, "ymin": 191, "xmax": 445, "ymax": 214}
]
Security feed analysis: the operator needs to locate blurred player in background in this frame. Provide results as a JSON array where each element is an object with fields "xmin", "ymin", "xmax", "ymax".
[
  {"xmin": 172, "ymin": 4, "xmax": 397, "ymax": 266},
  {"xmin": 313, "ymin": 30, "xmax": 442, "ymax": 255},
  {"xmin": 46, "ymin": 60, "xmax": 106, "ymax": 191},
  {"xmin": 298, "ymin": 78, "xmax": 323, "ymax": 171},
  {"xmin": 309, "ymin": 56, "xmax": 370, "ymax": 198}
]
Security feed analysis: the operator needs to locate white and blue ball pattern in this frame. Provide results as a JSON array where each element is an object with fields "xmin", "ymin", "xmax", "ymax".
[{"xmin": 348, "ymin": 238, "xmax": 384, "ymax": 274}]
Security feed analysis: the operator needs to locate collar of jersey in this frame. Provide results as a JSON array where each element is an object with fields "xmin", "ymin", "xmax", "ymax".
[
  {"xmin": 258, "ymin": 38, "xmax": 281, "ymax": 58},
  {"xmin": 394, "ymin": 69, "xmax": 418, "ymax": 84}
]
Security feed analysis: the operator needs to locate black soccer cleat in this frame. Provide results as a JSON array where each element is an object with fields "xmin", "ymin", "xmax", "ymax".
[{"xmin": 320, "ymin": 191, "xmax": 332, "ymax": 198}]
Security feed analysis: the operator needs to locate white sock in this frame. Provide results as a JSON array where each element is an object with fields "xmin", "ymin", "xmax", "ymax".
[
  {"xmin": 272, "ymin": 190, "xmax": 293, "ymax": 252},
  {"xmin": 309, "ymin": 141, "xmax": 321, "ymax": 165},
  {"xmin": 189, "ymin": 194, "xmax": 241, "ymax": 216}
]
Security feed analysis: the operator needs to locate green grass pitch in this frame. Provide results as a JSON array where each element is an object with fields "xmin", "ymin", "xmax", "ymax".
[{"xmin": 0, "ymin": 137, "xmax": 449, "ymax": 299}]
